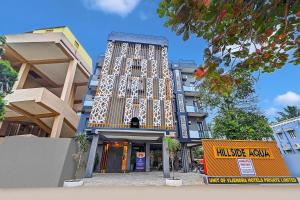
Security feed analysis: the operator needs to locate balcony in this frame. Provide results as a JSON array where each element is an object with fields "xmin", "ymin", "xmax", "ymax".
[
  {"xmin": 83, "ymin": 95, "xmax": 94, "ymax": 109},
  {"xmin": 89, "ymin": 75, "xmax": 99, "ymax": 90},
  {"xmin": 183, "ymin": 86, "xmax": 196, "ymax": 92},
  {"xmin": 189, "ymin": 130, "xmax": 210, "ymax": 139},
  {"xmin": 185, "ymin": 106, "xmax": 207, "ymax": 117}
]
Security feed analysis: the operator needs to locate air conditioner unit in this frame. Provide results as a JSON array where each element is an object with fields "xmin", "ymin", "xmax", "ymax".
[
  {"xmin": 294, "ymin": 143, "xmax": 300, "ymax": 149},
  {"xmin": 182, "ymin": 75, "xmax": 188, "ymax": 80}
]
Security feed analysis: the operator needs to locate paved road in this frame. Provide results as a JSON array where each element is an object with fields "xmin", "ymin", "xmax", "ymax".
[{"xmin": 1, "ymin": 185, "xmax": 299, "ymax": 200}]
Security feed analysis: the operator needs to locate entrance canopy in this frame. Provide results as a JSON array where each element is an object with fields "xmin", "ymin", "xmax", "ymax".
[{"xmin": 95, "ymin": 129, "xmax": 166, "ymax": 142}]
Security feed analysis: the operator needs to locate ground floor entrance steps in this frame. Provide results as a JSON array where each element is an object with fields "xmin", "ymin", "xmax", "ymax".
[{"xmin": 83, "ymin": 172, "xmax": 205, "ymax": 186}]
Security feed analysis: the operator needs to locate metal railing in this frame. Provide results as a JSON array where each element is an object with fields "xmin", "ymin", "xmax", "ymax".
[{"xmin": 189, "ymin": 130, "xmax": 211, "ymax": 139}]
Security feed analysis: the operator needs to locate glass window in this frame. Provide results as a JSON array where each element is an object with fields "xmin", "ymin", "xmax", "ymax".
[
  {"xmin": 277, "ymin": 132, "xmax": 284, "ymax": 140},
  {"xmin": 287, "ymin": 130, "xmax": 297, "ymax": 139}
]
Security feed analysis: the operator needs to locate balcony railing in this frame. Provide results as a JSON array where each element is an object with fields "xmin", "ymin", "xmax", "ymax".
[
  {"xmin": 189, "ymin": 130, "xmax": 210, "ymax": 139},
  {"xmin": 186, "ymin": 105, "xmax": 201, "ymax": 113},
  {"xmin": 183, "ymin": 86, "xmax": 196, "ymax": 92},
  {"xmin": 83, "ymin": 95, "xmax": 94, "ymax": 107}
]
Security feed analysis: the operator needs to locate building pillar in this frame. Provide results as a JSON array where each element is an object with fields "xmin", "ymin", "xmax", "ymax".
[
  {"xmin": 12, "ymin": 63, "xmax": 30, "ymax": 90},
  {"xmin": 95, "ymin": 144, "xmax": 104, "ymax": 173},
  {"xmin": 190, "ymin": 147, "xmax": 194, "ymax": 163},
  {"xmin": 50, "ymin": 115, "xmax": 64, "ymax": 138},
  {"xmin": 182, "ymin": 143, "xmax": 189, "ymax": 173},
  {"xmin": 61, "ymin": 60, "xmax": 77, "ymax": 103},
  {"xmin": 126, "ymin": 142, "xmax": 132, "ymax": 172},
  {"xmin": 162, "ymin": 139, "xmax": 170, "ymax": 178},
  {"xmin": 85, "ymin": 134, "xmax": 99, "ymax": 178},
  {"xmin": 145, "ymin": 143, "xmax": 150, "ymax": 172}
]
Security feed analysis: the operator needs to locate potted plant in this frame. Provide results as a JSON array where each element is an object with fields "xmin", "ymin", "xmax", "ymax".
[
  {"xmin": 164, "ymin": 137, "xmax": 182, "ymax": 186},
  {"xmin": 63, "ymin": 132, "xmax": 88, "ymax": 187}
]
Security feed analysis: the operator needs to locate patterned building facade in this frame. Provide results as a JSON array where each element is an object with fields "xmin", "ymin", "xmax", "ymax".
[
  {"xmin": 79, "ymin": 33, "xmax": 212, "ymax": 177},
  {"xmin": 79, "ymin": 32, "xmax": 175, "ymax": 177}
]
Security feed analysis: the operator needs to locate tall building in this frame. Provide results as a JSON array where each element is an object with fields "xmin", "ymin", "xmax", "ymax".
[
  {"xmin": 79, "ymin": 32, "xmax": 176, "ymax": 177},
  {"xmin": 271, "ymin": 117, "xmax": 300, "ymax": 176},
  {"xmin": 0, "ymin": 26, "xmax": 92, "ymax": 138},
  {"xmin": 171, "ymin": 60, "xmax": 210, "ymax": 172}
]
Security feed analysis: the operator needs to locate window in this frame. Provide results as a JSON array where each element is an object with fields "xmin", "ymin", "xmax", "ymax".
[
  {"xmin": 287, "ymin": 130, "xmax": 297, "ymax": 139},
  {"xmin": 197, "ymin": 122, "xmax": 204, "ymax": 132},
  {"xmin": 277, "ymin": 132, "xmax": 284, "ymax": 140}
]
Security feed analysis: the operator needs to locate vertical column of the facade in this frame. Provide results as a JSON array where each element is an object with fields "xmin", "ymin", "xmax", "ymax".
[
  {"xmin": 12, "ymin": 63, "xmax": 30, "ymax": 90},
  {"xmin": 95, "ymin": 143, "xmax": 104, "ymax": 173},
  {"xmin": 181, "ymin": 143, "xmax": 189, "ymax": 172},
  {"xmin": 85, "ymin": 134, "xmax": 99, "ymax": 178},
  {"xmin": 51, "ymin": 60, "xmax": 77, "ymax": 138},
  {"xmin": 145, "ymin": 143, "xmax": 150, "ymax": 172},
  {"xmin": 173, "ymin": 67, "xmax": 190, "ymax": 172},
  {"xmin": 163, "ymin": 139, "xmax": 170, "ymax": 178},
  {"xmin": 126, "ymin": 142, "xmax": 132, "ymax": 172}
]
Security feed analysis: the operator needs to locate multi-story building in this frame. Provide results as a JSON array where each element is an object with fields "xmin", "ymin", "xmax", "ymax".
[
  {"xmin": 0, "ymin": 26, "xmax": 92, "ymax": 138},
  {"xmin": 79, "ymin": 33, "xmax": 212, "ymax": 177},
  {"xmin": 271, "ymin": 117, "xmax": 300, "ymax": 176},
  {"xmin": 79, "ymin": 32, "xmax": 176, "ymax": 178},
  {"xmin": 171, "ymin": 60, "xmax": 210, "ymax": 172}
]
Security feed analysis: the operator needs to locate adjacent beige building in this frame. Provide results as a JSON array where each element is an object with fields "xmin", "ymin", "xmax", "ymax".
[{"xmin": 0, "ymin": 26, "xmax": 92, "ymax": 138}]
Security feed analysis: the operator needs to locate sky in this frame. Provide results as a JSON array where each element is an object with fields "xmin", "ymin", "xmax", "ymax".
[{"xmin": 1, "ymin": 0, "xmax": 299, "ymax": 122}]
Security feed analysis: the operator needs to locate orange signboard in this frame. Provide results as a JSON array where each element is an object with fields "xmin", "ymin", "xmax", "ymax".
[
  {"xmin": 202, "ymin": 139, "xmax": 290, "ymax": 177},
  {"xmin": 213, "ymin": 146, "xmax": 274, "ymax": 159}
]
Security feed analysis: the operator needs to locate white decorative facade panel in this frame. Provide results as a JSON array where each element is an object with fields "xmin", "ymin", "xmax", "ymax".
[
  {"xmin": 161, "ymin": 47, "xmax": 170, "ymax": 79},
  {"xmin": 101, "ymin": 41, "xmax": 114, "ymax": 76},
  {"xmin": 89, "ymin": 96, "xmax": 110, "ymax": 124},
  {"xmin": 131, "ymin": 77, "xmax": 139, "ymax": 98},
  {"xmin": 97, "ymin": 75, "xmax": 115, "ymax": 97},
  {"xmin": 124, "ymin": 98, "xmax": 133, "ymax": 124},
  {"xmin": 180, "ymin": 115, "xmax": 188, "ymax": 138},
  {"xmin": 138, "ymin": 98, "xmax": 147, "ymax": 125},
  {"xmin": 113, "ymin": 57, "xmax": 122, "ymax": 76},
  {"xmin": 120, "ymin": 43, "xmax": 128, "ymax": 58},
  {"xmin": 134, "ymin": 44, "xmax": 141, "ymax": 59},
  {"xmin": 159, "ymin": 78, "xmax": 166, "ymax": 100},
  {"xmin": 178, "ymin": 94, "xmax": 185, "ymax": 112},
  {"xmin": 141, "ymin": 59, "xmax": 147, "ymax": 77},
  {"xmin": 118, "ymin": 75, "xmax": 127, "ymax": 97},
  {"xmin": 125, "ymin": 58, "xmax": 133, "ymax": 76},
  {"xmin": 149, "ymin": 45, "xmax": 155, "ymax": 60},
  {"xmin": 175, "ymin": 70, "xmax": 182, "ymax": 91},
  {"xmin": 164, "ymin": 100, "xmax": 174, "ymax": 128},
  {"xmin": 153, "ymin": 100, "xmax": 161, "ymax": 126},
  {"xmin": 146, "ymin": 78, "xmax": 153, "ymax": 99},
  {"xmin": 151, "ymin": 60, "xmax": 158, "ymax": 78}
]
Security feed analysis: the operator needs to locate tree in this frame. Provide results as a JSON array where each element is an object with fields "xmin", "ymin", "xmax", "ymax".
[
  {"xmin": 164, "ymin": 137, "xmax": 181, "ymax": 180},
  {"xmin": 212, "ymin": 108, "xmax": 273, "ymax": 140},
  {"xmin": 158, "ymin": 0, "xmax": 300, "ymax": 94},
  {"xmin": 0, "ymin": 36, "xmax": 17, "ymax": 120},
  {"xmin": 275, "ymin": 105, "xmax": 300, "ymax": 122},
  {"xmin": 72, "ymin": 132, "xmax": 88, "ymax": 179},
  {"xmin": 198, "ymin": 70, "xmax": 257, "ymax": 111}
]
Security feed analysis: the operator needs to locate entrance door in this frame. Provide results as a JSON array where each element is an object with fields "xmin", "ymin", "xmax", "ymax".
[{"xmin": 106, "ymin": 146, "xmax": 124, "ymax": 173}]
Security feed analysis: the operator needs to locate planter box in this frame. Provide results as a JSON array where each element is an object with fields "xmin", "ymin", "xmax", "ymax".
[
  {"xmin": 63, "ymin": 180, "xmax": 84, "ymax": 187},
  {"xmin": 165, "ymin": 178, "xmax": 183, "ymax": 186}
]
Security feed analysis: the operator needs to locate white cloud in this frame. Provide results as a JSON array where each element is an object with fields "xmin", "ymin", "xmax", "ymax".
[
  {"xmin": 83, "ymin": 0, "xmax": 141, "ymax": 17},
  {"xmin": 275, "ymin": 91, "xmax": 300, "ymax": 105},
  {"xmin": 265, "ymin": 107, "xmax": 278, "ymax": 116}
]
